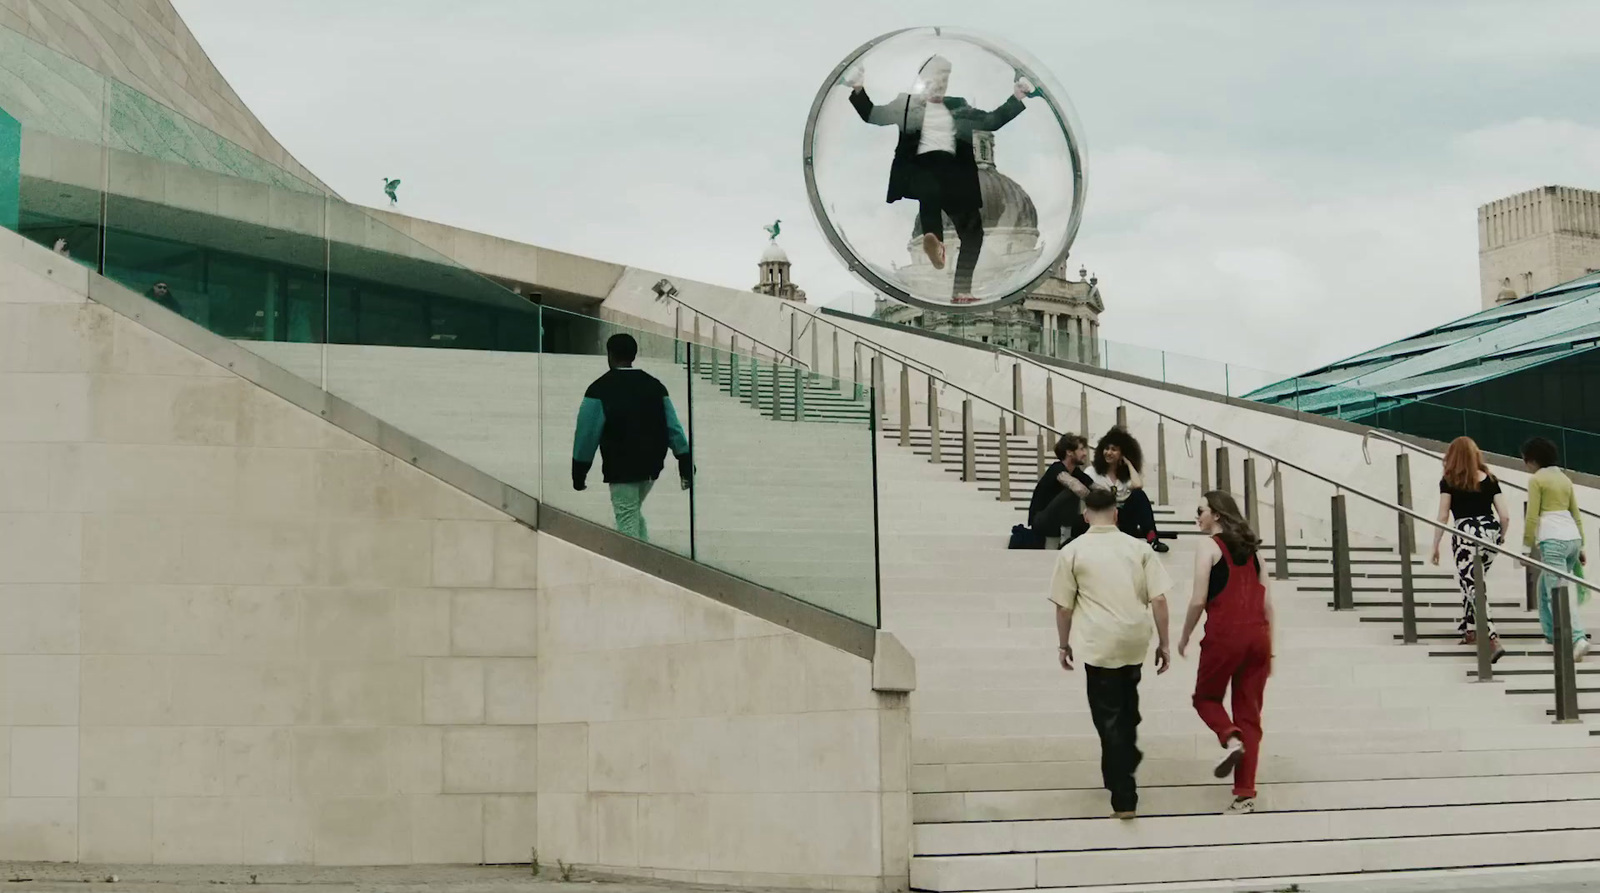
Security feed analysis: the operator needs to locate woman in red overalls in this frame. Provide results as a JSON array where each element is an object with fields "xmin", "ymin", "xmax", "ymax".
[{"xmin": 1177, "ymin": 490, "xmax": 1275, "ymax": 815}]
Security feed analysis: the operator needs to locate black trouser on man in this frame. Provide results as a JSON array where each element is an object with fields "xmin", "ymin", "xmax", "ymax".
[
  {"xmin": 1030, "ymin": 489, "xmax": 1086, "ymax": 542},
  {"xmin": 1085, "ymin": 663, "xmax": 1143, "ymax": 813},
  {"xmin": 910, "ymin": 151, "xmax": 985, "ymax": 298},
  {"xmin": 1117, "ymin": 489, "xmax": 1160, "ymax": 542}
]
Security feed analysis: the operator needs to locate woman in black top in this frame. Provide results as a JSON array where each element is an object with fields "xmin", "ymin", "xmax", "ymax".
[{"xmin": 1429, "ymin": 436, "xmax": 1511, "ymax": 656}]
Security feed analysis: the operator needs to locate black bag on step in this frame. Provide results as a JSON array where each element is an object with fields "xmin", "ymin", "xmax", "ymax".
[{"xmin": 1009, "ymin": 524, "xmax": 1046, "ymax": 550}]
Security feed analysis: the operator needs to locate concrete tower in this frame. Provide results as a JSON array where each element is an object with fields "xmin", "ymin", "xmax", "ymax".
[
  {"xmin": 1479, "ymin": 185, "xmax": 1600, "ymax": 307},
  {"xmin": 752, "ymin": 240, "xmax": 806, "ymax": 302}
]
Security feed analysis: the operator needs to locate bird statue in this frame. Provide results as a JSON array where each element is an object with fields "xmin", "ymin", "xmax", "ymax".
[
  {"xmin": 764, "ymin": 219, "xmax": 781, "ymax": 241},
  {"xmin": 382, "ymin": 178, "xmax": 401, "ymax": 206}
]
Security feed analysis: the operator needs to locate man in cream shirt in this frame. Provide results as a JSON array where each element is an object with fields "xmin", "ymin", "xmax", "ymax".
[{"xmin": 1052, "ymin": 488, "xmax": 1173, "ymax": 818}]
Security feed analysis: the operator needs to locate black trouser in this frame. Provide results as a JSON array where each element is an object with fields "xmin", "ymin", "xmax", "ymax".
[
  {"xmin": 911, "ymin": 152, "xmax": 985, "ymax": 297},
  {"xmin": 1029, "ymin": 489, "xmax": 1082, "ymax": 540},
  {"xmin": 1117, "ymin": 489, "xmax": 1159, "ymax": 542},
  {"xmin": 1085, "ymin": 664, "xmax": 1143, "ymax": 813}
]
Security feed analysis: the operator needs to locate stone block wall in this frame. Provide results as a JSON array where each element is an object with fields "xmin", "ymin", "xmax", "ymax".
[{"xmin": 0, "ymin": 231, "xmax": 908, "ymax": 891}]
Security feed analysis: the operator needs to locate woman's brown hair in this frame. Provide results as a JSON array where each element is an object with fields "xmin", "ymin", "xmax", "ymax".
[
  {"xmin": 1442, "ymin": 436, "xmax": 1493, "ymax": 492},
  {"xmin": 1204, "ymin": 490, "xmax": 1260, "ymax": 565}
]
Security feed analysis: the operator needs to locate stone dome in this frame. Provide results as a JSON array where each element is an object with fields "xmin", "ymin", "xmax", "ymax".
[{"xmin": 760, "ymin": 241, "xmax": 790, "ymax": 264}]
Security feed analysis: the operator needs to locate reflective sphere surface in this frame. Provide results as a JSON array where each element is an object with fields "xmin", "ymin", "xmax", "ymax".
[{"xmin": 804, "ymin": 27, "xmax": 1087, "ymax": 311}]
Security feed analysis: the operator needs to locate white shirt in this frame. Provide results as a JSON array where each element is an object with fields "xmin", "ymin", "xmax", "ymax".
[
  {"xmin": 917, "ymin": 102, "xmax": 956, "ymax": 155},
  {"xmin": 1539, "ymin": 510, "xmax": 1583, "ymax": 543},
  {"xmin": 1086, "ymin": 468, "xmax": 1132, "ymax": 505},
  {"xmin": 1049, "ymin": 526, "xmax": 1173, "ymax": 669}
]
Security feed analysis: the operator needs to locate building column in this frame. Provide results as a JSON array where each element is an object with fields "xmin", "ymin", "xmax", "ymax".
[{"xmin": 1089, "ymin": 320, "xmax": 1100, "ymax": 366}]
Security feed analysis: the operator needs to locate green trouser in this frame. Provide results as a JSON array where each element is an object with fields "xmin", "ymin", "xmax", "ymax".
[
  {"xmin": 1537, "ymin": 538, "xmax": 1587, "ymax": 644},
  {"xmin": 609, "ymin": 479, "xmax": 655, "ymax": 542}
]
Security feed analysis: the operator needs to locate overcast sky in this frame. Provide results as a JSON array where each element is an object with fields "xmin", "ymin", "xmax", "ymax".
[{"xmin": 172, "ymin": 0, "xmax": 1600, "ymax": 374}]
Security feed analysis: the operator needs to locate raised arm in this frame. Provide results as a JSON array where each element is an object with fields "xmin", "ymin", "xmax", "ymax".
[
  {"xmin": 975, "ymin": 94, "xmax": 1027, "ymax": 131},
  {"xmin": 1125, "ymin": 460, "xmax": 1145, "ymax": 491},
  {"xmin": 849, "ymin": 87, "xmax": 904, "ymax": 126}
]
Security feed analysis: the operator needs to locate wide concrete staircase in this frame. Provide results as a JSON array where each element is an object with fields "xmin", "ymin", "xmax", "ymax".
[{"xmin": 870, "ymin": 420, "xmax": 1600, "ymax": 889}]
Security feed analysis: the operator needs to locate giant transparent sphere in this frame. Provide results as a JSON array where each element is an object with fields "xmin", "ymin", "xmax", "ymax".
[{"xmin": 804, "ymin": 27, "xmax": 1086, "ymax": 311}]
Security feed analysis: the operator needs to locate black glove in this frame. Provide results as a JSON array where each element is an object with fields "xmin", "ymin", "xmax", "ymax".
[
  {"xmin": 677, "ymin": 452, "xmax": 694, "ymax": 486},
  {"xmin": 572, "ymin": 459, "xmax": 591, "ymax": 491}
]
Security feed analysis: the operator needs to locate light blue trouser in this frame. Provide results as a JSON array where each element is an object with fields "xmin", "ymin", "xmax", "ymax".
[
  {"xmin": 609, "ymin": 479, "xmax": 655, "ymax": 542},
  {"xmin": 1536, "ymin": 538, "xmax": 1586, "ymax": 645}
]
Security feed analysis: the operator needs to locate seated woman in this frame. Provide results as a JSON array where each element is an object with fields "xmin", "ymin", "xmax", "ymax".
[{"xmin": 1087, "ymin": 427, "xmax": 1169, "ymax": 553}]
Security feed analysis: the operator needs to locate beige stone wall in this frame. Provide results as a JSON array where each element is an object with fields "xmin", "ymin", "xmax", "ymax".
[
  {"xmin": 0, "ymin": 232, "xmax": 906, "ymax": 889},
  {"xmin": 0, "ymin": 0, "xmax": 330, "ymax": 192}
]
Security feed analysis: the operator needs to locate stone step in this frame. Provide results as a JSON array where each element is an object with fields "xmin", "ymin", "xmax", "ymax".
[
  {"xmin": 911, "ymin": 742, "xmax": 1600, "ymax": 794},
  {"xmin": 913, "ymin": 771, "xmax": 1600, "ymax": 822},
  {"xmin": 908, "ymin": 803, "xmax": 1600, "ymax": 889}
]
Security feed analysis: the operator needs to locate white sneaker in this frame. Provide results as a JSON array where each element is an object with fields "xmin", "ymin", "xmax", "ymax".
[
  {"xmin": 1214, "ymin": 737, "xmax": 1245, "ymax": 778},
  {"xmin": 1576, "ymin": 639, "xmax": 1590, "ymax": 663},
  {"xmin": 1224, "ymin": 797, "xmax": 1255, "ymax": 815}
]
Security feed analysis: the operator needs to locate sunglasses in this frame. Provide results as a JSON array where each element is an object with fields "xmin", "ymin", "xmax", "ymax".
[{"xmin": 1196, "ymin": 506, "xmax": 1208, "ymax": 518}]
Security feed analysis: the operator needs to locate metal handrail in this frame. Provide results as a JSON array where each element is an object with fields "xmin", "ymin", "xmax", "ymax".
[
  {"xmin": 785, "ymin": 303, "xmax": 944, "ymax": 378},
  {"xmin": 663, "ymin": 294, "xmax": 809, "ymax": 369},
  {"xmin": 1362, "ymin": 428, "xmax": 1600, "ymax": 527},
  {"xmin": 991, "ymin": 349, "xmax": 1599, "ymax": 596}
]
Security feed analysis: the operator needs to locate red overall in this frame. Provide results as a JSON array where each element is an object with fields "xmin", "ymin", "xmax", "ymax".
[{"xmin": 1193, "ymin": 537, "xmax": 1272, "ymax": 799}]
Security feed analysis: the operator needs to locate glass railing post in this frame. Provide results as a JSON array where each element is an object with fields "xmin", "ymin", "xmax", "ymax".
[
  {"xmin": 1116, "ymin": 404, "xmax": 1128, "ymax": 430},
  {"xmin": 1243, "ymin": 456, "xmax": 1260, "ymax": 536},
  {"xmin": 1216, "ymin": 446, "xmax": 1232, "ymax": 496},
  {"xmin": 1271, "ymin": 464, "xmax": 1290, "ymax": 580},
  {"xmin": 769, "ymin": 357, "xmax": 782, "ymax": 422},
  {"xmin": 962, "ymin": 398, "xmax": 975, "ymax": 483},
  {"xmin": 1200, "ymin": 437, "xmax": 1211, "ymax": 492},
  {"xmin": 810, "ymin": 323, "xmax": 819, "ymax": 386},
  {"xmin": 928, "ymin": 376, "xmax": 941, "ymax": 464},
  {"xmin": 873, "ymin": 353, "xmax": 886, "ymax": 421},
  {"xmin": 997, "ymin": 412, "xmax": 1011, "ymax": 502},
  {"xmin": 709, "ymin": 323, "xmax": 720, "ymax": 386},
  {"xmin": 1473, "ymin": 549, "xmax": 1493, "ymax": 682},
  {"xmin": 1396, "ymin": 453, "xmax": 1418, "ymax": 644},
  {"xmin": 729, "ymin": 336, "xmax": 741, "ymax": 399},
  {"xmin": 1079, "ymin": 388, "xmax": 1089, "ymax": 438},
  {"xmin": 1331, "ymin": 493, "xmax": 1354, "ymax": 611},
  {"xmin": 832, "ymin": 329, "xmax": 841, "ymax": 391},
  {"xmin": 1156, "ymin": 420, "xmax": 1169, "ymax": 506},
  {"xmin": 792, "ymin": 364, "xmax": 804, "ymax": 421},
  {"xmin": 748, "ymin": 356, "xmax": 759, "ymax": 409},
  {"xmin": 1553, "ymin": 584, "xmax": 1582, "ymax": 723}
]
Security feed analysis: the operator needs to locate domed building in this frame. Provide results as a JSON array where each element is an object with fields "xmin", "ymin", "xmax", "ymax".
[
  {"xmin": 898, "ymin": 131, "xmax": 1044, "ymax": 301},
  {"xmin": 752, "ymin": 240, "xmax": 806, "ymax": 302}
]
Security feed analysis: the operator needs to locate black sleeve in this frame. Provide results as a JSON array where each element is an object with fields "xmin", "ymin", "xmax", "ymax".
[
  {"xmin": 848, "ymin": 88, "xmax": 874, "ymax": 122},
  {"xmin": 1438, "ymin": 478, "xmax": 1449, "ymax": 494},
  {"xmin": 1485, "ymin": 476, "xmax": 1502, "ymax": 497}
]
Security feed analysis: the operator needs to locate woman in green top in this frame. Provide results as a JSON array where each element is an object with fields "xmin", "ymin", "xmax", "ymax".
[{"xmin": 1521, "ymin": 437, "xmax": 1590, "ymax": 661}]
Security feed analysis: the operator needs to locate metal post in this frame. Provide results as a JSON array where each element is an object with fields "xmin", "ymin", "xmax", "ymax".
[
  {"xmin": 962, "ymin": 398, "xmax": 975, "ymax": 483},
  {"xmin": 1216, "ymin": 446, "xmax": 1232, "ymax": 495},
  {"xmin": 928, "ymin": 379, "xmax": 942, "ymax": 464},
  {"xmin": 1012, "ymin": 363, "xmax": 1024, "ymax": 436},
  {"xmin": 1200, "ymin": 438, "xmax": 1211, "ymax": 493},
  {"xmin": 1045, "ymin": 376, "xmax": 1056, "ymax": 430},
  {"xmin": 1396, "ymin": 454, "xmax": 1418, "ymax": 644},
  {"xmin": 1473, "ymin": 549, "xmax": 1493, "ymax": 682},
  {"xmin": 769, "ymin": 357, "xmax": 782, "ymax": 421},
  {"xmin": 832, "ymin": 330, "xmax": 840, "ymax": 390},
  {"xmin": 852, "ymin": 343, "xmax": 862, "ymax": 402},
  {"xmin": 1331, "ymin": 493, "xmax": 1353, "ymax": 611},
  {"xmin": 692, "ymin": 315, "xmax": 702, "ymax": 376},
  {"xmin": 1115, "ymin": 404, "xmax": 1128, "ymax": 429},
  {"xmin": 748, "ymin": 356, "xmax": 758, "ymax": 408},
  {"xmin": 709, "ymin": 323, "xmax": 719, "ymax": 385},
  {"xmin": 789, "ymin": 312, "xmax": 797, "ymax": 358},
  {"xmin": 792, "ymin": 365, "xmax": 804, "ymax": 421},
  {"xmin": 1037, "ymin": 431, "xmax": 1046, "ymax": 477},
  {"xmin": 1553, "ymin": 584, "xmax": 1582, "ymax": 722},
  {"xmin": 898, "ymin": 363, "xmax": 910, "ymax": 447},
  {"xmin": 1079, "ymin": 389, "xmax": 1089, "ymax": 438},
  {"xmin": 1156, "ymin": 420, "xmax": 1169, "ymax": 506},
  {"xmin": 674, "ymin": 306, "xmax": 683, "ymax": 365},
  {"xmin": 1271, "ymin": 463, "xmax": 1289, "ymax": 580},
  {"xmin": 997, "ymin": 412, "xmax": 1011, "ymax": 502},
  {"xmin": 1243, "ymin": 457, "xmax": 1260, "ymax": 536},
  {"xmin": 729, "ymin": 335, "xmax": 740, "ymax": 398},
  {"xmin": 810, "ymin": 321, "xmax": 819, "ymax": 384},
  {"xmin": 873, "ymin": 353, "xmax": 886, "ymax": 420}
]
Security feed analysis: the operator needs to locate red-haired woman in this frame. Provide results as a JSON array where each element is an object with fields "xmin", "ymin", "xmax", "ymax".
[{"xmin": 1430, "ymin": 436, "xmax": 1511, "ymax": 660}]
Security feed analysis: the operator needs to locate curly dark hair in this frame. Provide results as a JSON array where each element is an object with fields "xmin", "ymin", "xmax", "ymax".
[
  {"xmin": 1522, "ymin": 436, "xmax": 1560, "ymax": 470},
  {"xmin": 1092, "ymin": 426, "xmax": 1143, "ymax": 478}
]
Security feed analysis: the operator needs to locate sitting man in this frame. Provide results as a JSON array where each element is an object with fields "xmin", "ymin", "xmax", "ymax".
[{"xmin": 1029, "ymin": 433, "xmax": 1095, "ymax": 544}]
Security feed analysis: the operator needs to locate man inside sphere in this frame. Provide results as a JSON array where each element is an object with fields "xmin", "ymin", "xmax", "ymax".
[{"xmin": 846, "ymin": 55, "xmax": 1033, "ymax": 304}]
